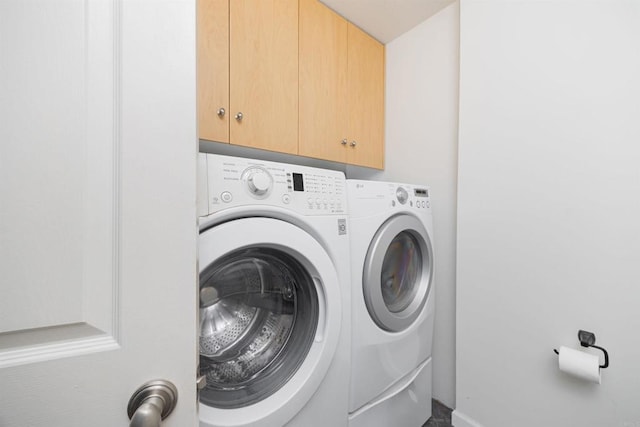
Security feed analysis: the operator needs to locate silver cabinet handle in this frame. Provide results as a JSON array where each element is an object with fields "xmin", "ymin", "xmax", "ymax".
[
  {"xmin": 341, "ymin": 139, "xmax": 348, "ymax": 145},
  {"xmin": 235, "ymin": 112, "xmax": 243, "ymax": 121},
  {"xmin": 350, "ymin": 141, "xmax": 357, "ymax": 147},
  {"xmin": 128, "ymin": 380, "xmax": 178, "ymax": 427},
  {"xmin": 217, "ymin": 108, "xmax": 225, "ymax": 117}
]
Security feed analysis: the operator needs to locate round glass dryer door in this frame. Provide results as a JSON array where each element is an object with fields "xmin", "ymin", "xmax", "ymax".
[
  {"xmin": 199, "ymin": 248, "xmax": 317, "ymax": 408},
  {"xmin": 363, "ymin": 214, "xmax": 433, "ymax": 332}
]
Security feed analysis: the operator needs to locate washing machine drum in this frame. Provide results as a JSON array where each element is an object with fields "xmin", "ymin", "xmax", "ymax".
[{"xmin": 199, "ymin": 247, "xmax": 318, "ymax": 409}]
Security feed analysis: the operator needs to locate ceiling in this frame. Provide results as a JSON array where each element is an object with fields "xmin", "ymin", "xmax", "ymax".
[{"xmin": 320, "ymin": 0, "xmax": 456, "ymax": 44}]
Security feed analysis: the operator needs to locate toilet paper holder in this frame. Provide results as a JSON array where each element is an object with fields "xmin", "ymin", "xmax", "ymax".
[{"xmin": 553, "ymin": 330, "xmax": 609, "ymax": 369}]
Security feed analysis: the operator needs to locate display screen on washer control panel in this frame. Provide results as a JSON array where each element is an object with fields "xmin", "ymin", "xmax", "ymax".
[
  {"xmin": 292, "ymin": 173, "xmax": 304, "ymax": 191},
  {"xmin": 414, "ymin": 188, "xmax": 429, "ymax": 197}
]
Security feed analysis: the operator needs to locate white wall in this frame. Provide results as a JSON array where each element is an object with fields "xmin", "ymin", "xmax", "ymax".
[
  {"xmin": 455, "ymin": 1, "xmax": 640, "ymax": 426},
  {"xmin": 347, "ymin": 1, "xmax": 460, "ymax": 408}
]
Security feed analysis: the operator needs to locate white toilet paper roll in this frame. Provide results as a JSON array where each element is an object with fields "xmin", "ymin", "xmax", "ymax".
[{"xmin": 558, "ymin": 346, "xmax": 601, "ymax": 383}]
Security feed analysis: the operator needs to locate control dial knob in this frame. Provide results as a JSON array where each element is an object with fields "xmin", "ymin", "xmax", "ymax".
[
  {"xmin": 242, "ymin": 166, "xmax": 273, "ymax": 197},
  {"xmin": 396, "ymin": 186, "xmax": 409, "ymax": 205}
]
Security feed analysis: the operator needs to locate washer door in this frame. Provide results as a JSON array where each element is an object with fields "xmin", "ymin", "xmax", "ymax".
[
  {"xmin": 198, "ymin": 217, "xmax": 341, "ymax": 427},
  {"xmin": 363, "ymin": 214, "xmax": 433, "ymax": 332}
]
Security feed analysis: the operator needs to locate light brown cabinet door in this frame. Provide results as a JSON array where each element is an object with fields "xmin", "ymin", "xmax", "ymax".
[
  {"xmin": 230, "ymin": 0, "xmax": 298, "ymax": 154},
  {"xmin": 198, "ymin": 0, "xmax": 229, "ymax": 143},
  {"xmin": 299, "ymin": 0, "xmax": 348, "ymax": 163},
  {"xmin": 347, "ymin": 23, "xmax": 385, "ymax": 169}
]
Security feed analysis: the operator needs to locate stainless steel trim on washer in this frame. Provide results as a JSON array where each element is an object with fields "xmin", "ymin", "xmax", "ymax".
[{"xmin": 362, "ymin": 214, "xmax": 433, "ymax": 332}]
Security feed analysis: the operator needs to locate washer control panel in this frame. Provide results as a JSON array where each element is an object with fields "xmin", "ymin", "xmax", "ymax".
[{"xmin": 199, "ymin": 153, "xmax": 347, "ymax": 216}]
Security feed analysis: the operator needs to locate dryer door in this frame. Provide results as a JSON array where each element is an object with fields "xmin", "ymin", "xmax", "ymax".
[
  {"xmin": 198, "ymin": 217, "xmax": 341, "ymax": 427},
  {"xmin": 363, "ymin": 214, "xmax": 433, "ymax": 332}
]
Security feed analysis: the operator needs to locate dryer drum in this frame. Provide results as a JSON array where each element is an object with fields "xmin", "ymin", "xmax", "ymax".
[
  {"xmin": 381, "ymin": 231, "xmax": 422, "ymax": 313},
  {"xmin": 198, "ymin": 248, "xmax": 318, "ymax": 408}
]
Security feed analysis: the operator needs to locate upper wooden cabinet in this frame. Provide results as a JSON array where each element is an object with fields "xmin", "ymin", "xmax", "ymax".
[
  {"xmin": 299, "ymin": 0, "xmax": 348, "ymax": 164},
  {"xmin": 198, "ymin": 0, "xmax": 384, "ymax": 168},
  {"xmin": 198, "ymin": 0, "xmax": 298, "ymax": 154},
  {"xmin": 299, "ymin": 0, "xmax": 384, "ymax": 169},
  {"xmin": 197, "ymin": 0, "xmax": 229, "ymax": 143},
  {"xmin": 230, "ymin": 0, "xmax": 298, "ymax": 153},
  {"xmin": 346, "ymin": 23, "xmax": 385, "ymax": 169}
]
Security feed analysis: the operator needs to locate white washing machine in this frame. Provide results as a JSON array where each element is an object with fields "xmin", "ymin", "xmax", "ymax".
[
  {"xmin": 347, "ymin": 180, "xmax": 435, "ymax": 427},
  {"xmin": 197, "ymin": 153, "xmax": 350, "ymax": 427}
]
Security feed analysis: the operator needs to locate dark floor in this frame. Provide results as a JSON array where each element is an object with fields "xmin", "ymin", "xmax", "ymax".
[{"xmin": 422, "ymin": 399, "xmax": 453, "ymax": 427}]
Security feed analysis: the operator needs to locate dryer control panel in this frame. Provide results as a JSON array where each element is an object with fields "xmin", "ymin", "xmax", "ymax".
[
  {"xmin": 347, "ymin": 179, "xmax": 432, "ymax": 218},
  {"xmin": 198, "ymin": 153, "xmax": 347, "ymax": 216}
]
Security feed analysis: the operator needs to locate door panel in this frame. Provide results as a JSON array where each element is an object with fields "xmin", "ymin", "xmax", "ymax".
[
  {"xmin": 1, "ymin": 0, "xmax": 99, "ymax": 337},
  {"xmin": 229, "ymin": 0, "xmax": 298, "ymax": 154},
  {"xmin": 299, "ymin": 0, "xmax": 348, "ymax": 163},
  {"xmin": 0, "ymin": 0, "xmax": 197, "ymax": 425},
  {"xmin": 347, "ymin": 23, "xmax": 385, "ymax": 169},
  {"xmin": 198, "ymin": 0, "xmax": 229, "ymax": 143}
]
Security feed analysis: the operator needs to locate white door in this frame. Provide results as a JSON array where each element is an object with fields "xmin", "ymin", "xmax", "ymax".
[{"xmin": 0, "ymin": 1, "xmax": 197, "ymax": 426}]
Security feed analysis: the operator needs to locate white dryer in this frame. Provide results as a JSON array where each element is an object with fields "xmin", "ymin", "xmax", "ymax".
[
  {"xmin": 347, "ymin": 180, "xmax": 435, "ymax": 427},
  {"xmin": 198, "ymin": 153, "xmax": 350, "ymax": 427}
]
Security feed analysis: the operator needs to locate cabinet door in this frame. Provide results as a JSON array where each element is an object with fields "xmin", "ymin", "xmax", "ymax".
[
  {"xmin": 198, "ymin": 0, "xmax": 229, "ymax": 143},
  {"xmin": 299, "ymin": 0, "xmax": 348, "ymax": 163},
  {"xmin": 230, "ymin": 0, "xmax": 298, "ymax": 154},
  {"xmin": 347, "ymin": 23, "xmax": 385, "ymax": 169}
]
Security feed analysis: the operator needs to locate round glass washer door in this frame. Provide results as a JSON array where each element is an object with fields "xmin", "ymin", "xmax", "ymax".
[
  {"xmin": 198, "ymin": 217, "xmax": 341, "ymax": 427},
  {"xmin": 363, "ymin": 214, "xmax": 433, "ymax": 332},
  {"xmin": 199, "ymin": 248, "xmax": 317, "ymax": 408}
]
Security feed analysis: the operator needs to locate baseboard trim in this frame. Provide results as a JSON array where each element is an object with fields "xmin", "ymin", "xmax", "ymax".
[{"xmin": 451, "ymin": 409, "xmax": 485, "ymax": 427}]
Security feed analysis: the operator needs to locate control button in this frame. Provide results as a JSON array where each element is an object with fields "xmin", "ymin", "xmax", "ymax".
[
  {"xmin": 282, "ymin": 194, "xmax": 291, "ymax": 204},
  {"xmin": 308, "ymin": 197, "xmax": 314, "ymax": 204},
  {"xmin": 248, "ymin": 172, "xmax": 271, "ymax": 195},
  {"xmin": 422, "ymin": 201, "xmax": 427, "ymax": 208},
  {"xmin": 426, "ymin": 201, "xmax": 431, "ymax": 208},
  {"xmin": 396, "ymin": 187, "xmax": 409, "ymax": 205},
  {"xmin": 323, "ymin": 198, "xmax": 328, "ymax": 205},
  {"xmin": 316, "ymin": 198, "xmax": 321, "ymax": 205},
  {"xmin": 242, "ymin": 166, "xmax": 273, "ymax": 198},
  {"xmin": 221, "ymin": 191, "xmax": 233, "ymax": 203}
]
